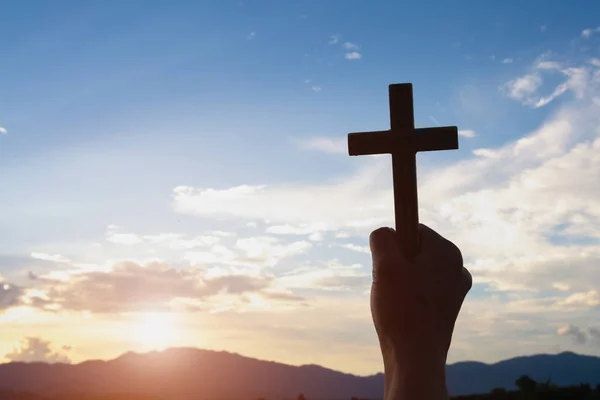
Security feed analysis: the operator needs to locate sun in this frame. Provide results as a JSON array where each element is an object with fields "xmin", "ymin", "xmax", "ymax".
[{"xmin": 135, "ymin": 312, "xmax": 176, "ymax": 349}]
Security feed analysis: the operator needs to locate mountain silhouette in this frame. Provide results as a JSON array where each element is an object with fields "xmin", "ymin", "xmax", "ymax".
[{"xmin": 0, "ymin": 348, "xmax": 599, "ymax": 399}]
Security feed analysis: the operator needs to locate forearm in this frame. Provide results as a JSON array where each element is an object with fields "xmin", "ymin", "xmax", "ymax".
[{"xmin": 382, "ymin": 345, "xmax": 449, "ymax": 400}]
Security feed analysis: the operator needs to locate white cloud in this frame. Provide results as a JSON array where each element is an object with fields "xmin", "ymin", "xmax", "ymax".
[
  {"xmin": 276, "ymin": 259, "xmax": 368, "ymax": 292},
  {"xmin": 558, "ymin": 290, "xmax": 600, "ymax": 307},
  {"xmin": 589, "ymin": 58, "xmax": 600, "ymax": 67},
  {"xmin": 105, "ymin": 226, "xmax": 226, "ymax": 250},
  {"xmin": 235, "ymin": 236, "xmax": 312, "ymax": 267},
  {"xmin": 340, "ymin": 244, "xmax": 370, "ymax": 254},
  {"xmin": 106, "ymin": 225, "xmax": 143, "ymax": 245},
  {"xmin": 308, "ymin": 232, "xmax": 324, "ymax": 242},
  {"xmin": 172, "ymin": 158, "xmax": 393, "ymax": 235},
  {"xmin": 107, "ymin": 233, "xmax": 143, "ymax": 245},
  {"xmin": 0, "ymin": 127, "xmax": 6, "ymax": 135},
  {"xmin": 343, "ymin": 42, "xmax": 359, "ymax": 50},
  {"xmin": 557, "ymin": 324, "xmax": 587, "ymax": 344},
  {"xmin": 5, "ymin": 337, "xmax": 71, "ymax": 363},
  {"xmin": 311, "ymin": 85, "xmax": 322, "ymax": 92},
  {"xmin": 182, "ymin": 235, "xmax": 311, "ymax": 271},
  {"xmin": 265, "ymin": 224, "xmax": 325, "ymax": 241},
  {"xmin": 328, "ymin": 35, "xmax": 339, "ymax": 45},
  {"xmin": 211, "ymin": 230, "xmax": 236, "ymax": 237},
  {"xmin": 458, "ymin": 129, "xmax": 477, "ymax": 138},
  {"xmin": 143, "ymin": 233, "xmax": 218, "ymax": 247},
  {"xmin": 345, "ymin": 52, "xmax": 362, "ymax": 60},
  {"xmin": 267, "ymin": 224, "xmax": 321, "ymax": 235},
  {"xmin": 501, "ymin": 72, "xmax": 542, "ymax": 102},
  {"xmin": 552, "ymin": 282, "xmax": 571, "ymax": 292},
  {"xmin": 297, "ymin": 136, "xmax": 347, "ymax": 154},
  {"xmin": 31, "ymin": 252, "xmax": 71, "ymax": 263},
  {"xmin": 581, "ymin": 26, "xmax": 600, "ymax": 38},
  {"xmin": 502, "ymin": 58, "xmax": 513, "ymax": 64}
]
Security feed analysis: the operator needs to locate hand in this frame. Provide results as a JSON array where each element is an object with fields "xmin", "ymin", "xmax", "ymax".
[{"xmin": 370, "ymin": 224, "xmax": 472, "ymax": 400}]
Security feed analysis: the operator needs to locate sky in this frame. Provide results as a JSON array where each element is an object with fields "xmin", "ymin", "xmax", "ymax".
[{"xmin": 1, "ymin": 0, "xmax": 600, "ymax": 375}]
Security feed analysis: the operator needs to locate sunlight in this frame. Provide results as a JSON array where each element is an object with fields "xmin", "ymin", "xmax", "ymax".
[{"xmin": 135, "ymin": 312, "xmax": 176, "ymax": 349}]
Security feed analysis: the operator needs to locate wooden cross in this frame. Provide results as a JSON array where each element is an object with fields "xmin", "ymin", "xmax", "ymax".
[{"xmin": 348, "ymin": 83, "xmax": 459, "ymax": 260}]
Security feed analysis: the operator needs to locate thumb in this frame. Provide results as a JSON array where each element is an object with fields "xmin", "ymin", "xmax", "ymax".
[{"xmin": 369, "ymin": 227, "xmax": 408, "ymax": 283}]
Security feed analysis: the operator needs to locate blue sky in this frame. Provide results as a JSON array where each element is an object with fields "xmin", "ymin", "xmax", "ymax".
[{"xmin": 1, "ymin": 1, "xmax": 600, "ymax": 374}]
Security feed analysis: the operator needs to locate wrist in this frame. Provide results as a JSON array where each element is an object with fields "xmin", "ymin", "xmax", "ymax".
[{"xmin": 381, "ymin": 343, "xmax": 448, "ymax": 400}]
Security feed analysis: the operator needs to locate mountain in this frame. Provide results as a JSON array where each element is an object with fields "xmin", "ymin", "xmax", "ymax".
[{"xmin": 0, "ymin": 349, "xmax": 599, "ymax": 399}]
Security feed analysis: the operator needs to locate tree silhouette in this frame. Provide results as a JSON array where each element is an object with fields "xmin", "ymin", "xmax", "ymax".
[
  {"xmin": 516, "ymin": 375, "xmax": 538, "ymax": 400},
  {"xmin": 490, "ymin": 387, "xmax": 509, "ymax": 400},
  {"xmin": 516, "ymin": 375, "xmax": 538, "ymax": 393}
]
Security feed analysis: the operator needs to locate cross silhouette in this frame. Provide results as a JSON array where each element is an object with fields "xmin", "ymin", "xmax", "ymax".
[{"xmin": 348, "ymin": 83, "xmax": 459, "ymax": 260}]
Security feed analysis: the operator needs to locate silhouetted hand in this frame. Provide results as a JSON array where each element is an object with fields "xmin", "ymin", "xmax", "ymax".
[{"xmin": 370, "ymin": 224, "xmax": 472, "ymax": 400}]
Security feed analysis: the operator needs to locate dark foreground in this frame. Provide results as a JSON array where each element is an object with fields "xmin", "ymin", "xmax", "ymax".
[{"xmin": 2, "ymin": 379, "xmax": 600, "ymax": 400}]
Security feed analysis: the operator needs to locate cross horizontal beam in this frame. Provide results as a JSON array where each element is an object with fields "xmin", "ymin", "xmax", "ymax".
[{"xmin": 348, "ymin": 126, "xmax": 458, "ymax": 156}]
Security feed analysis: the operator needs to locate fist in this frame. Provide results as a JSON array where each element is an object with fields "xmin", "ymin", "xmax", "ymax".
[{"xmin": 370, "ymin": 224, "xmax": 472, "ymax": 364}]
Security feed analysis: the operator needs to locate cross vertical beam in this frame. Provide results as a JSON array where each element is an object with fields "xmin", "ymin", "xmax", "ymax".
[{"xmin": 389, "ymin": 84, "xmax": 419, "ymax": 260}]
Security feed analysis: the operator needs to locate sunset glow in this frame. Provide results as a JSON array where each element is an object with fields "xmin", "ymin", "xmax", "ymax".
[{"xmin": 135, "ymin": 313, "xmax": 177, "ymax": 350}]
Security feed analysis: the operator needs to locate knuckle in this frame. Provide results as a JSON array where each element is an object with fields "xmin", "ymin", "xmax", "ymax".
[{"xmin": 444, "ymin": 239, "xmax": 464, "ymax": 266}]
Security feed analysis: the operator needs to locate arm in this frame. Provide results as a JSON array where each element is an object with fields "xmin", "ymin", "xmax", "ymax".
[{"xmin": 370, "ymin": 225, "xmax": 471, "ymax": 400}]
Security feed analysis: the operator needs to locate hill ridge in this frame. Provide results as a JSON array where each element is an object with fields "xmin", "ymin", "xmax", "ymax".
[{"xmin": 1, "ymin": 348, "xmax": 598, "ymax": 399}]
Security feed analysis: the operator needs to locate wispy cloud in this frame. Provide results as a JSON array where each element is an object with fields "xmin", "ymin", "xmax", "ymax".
[
  {"xmin": 31, "ymin": 252, "xmax": 71, "ymax": 264},
  {"xmin": 339, "ymin": 244, "xmax": 370, "ymax": 254},
  {"xmin": 428, "ymin": 116, "xmax": 441, "ymax": 126},
  {"xmin": 296, "ymin": 137, "xmax": 346, "ymax": 154},
  {"xmin": 458, "ymin": 129, "xmax": 477, "ymax": 138},
  {"xmin": 345, "ymin": 52, "xmax": 362, "ymax": 60},
  {"xmin": 28, "ymin": 260, "xmax": 292, "ymax": 313},
  {"xmin": 502, "ymin": 58, "xmax": 513, "ymax": 64},
  {"xmin": 0, "ymin": 127, "xmax": 6, "ymax": 135},
  {"xmin": 558, "ymin": 290, "xmax": 600, "ymax": 307},
  {"xmin": 311, "ymin": 85, "xmax": 322, "ymax": 93},
  {"xmin": 500, "ymin": 53, "xmax": 598, "ymax": 108},
  {"xmin": 328, "ymin": 35, "xmax": 339, "ymax": 45},
  {"xmin": 343, "ymin": 42, "xmax": 359, "ymax": 51},
  {"xmin": 501, "ymin": 72, "xmax": 542, "ymax": 102},
  {"xmin": 106, "ymin": 225, "xmax": 143, "ymax": 245},
  {"xmin": 581, "ymin": 26, "xmax": 600, "ymax": 38},
  {"xmin": 536, "ymin": 61, "xmax": 562, "ymax": 70},
  {"xmin": 540, "ymin": 25, "xmax": 547, "ymax": 32},
  {"xmin": 589, "ymin": 58, "xmax": 600, "ymax": 67},
  {"xmin": 247, "ymin": 31, "xmax": 256, "ymax": 40}
]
